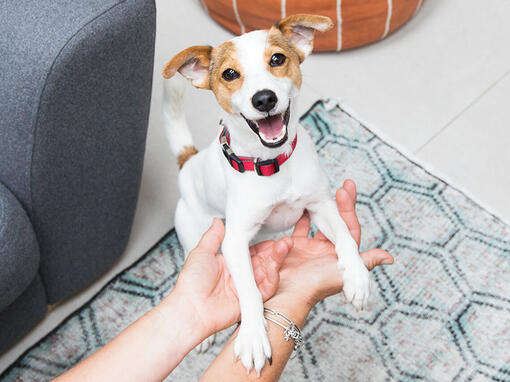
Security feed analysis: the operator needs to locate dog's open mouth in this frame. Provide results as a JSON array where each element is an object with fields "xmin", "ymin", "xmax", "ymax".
[{"xmin": 242, "ymin": 106, "xmax": 290, "ymax": 148}]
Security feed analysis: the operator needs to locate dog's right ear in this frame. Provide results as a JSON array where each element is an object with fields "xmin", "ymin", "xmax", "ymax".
[
  {"xmin": 162, "ymin": 46, "xmax": 213, "ymax": 89},
  {"xmin": 277, "ymin": 14, "xmax": 333, "ymax": 61}
]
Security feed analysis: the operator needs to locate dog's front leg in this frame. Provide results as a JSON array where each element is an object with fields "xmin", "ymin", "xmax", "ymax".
[
  {"xmin": 309, "ymin": 198, "xmax": 370, "ymax": 310},
  {"xmin": 222, "ymin": 216, "xmax": 270, "ymax": 373}
]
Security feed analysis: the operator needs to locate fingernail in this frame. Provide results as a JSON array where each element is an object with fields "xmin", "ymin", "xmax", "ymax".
[
  {"xmin": 382, "ymin": 259, "xmax": 393, "ymax": 265},
  {"xmin": 269, "ymin": 356, "xmax": 273, "ymax": 366}
]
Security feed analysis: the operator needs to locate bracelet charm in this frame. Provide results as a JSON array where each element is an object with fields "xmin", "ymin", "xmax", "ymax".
[
  {"xmin": 284, "ymin": 323, "xmax": 304, "ymax": 349},
  {"xmin": 264, "ymin": 308, "xmax": 304, "ymax": 352}
]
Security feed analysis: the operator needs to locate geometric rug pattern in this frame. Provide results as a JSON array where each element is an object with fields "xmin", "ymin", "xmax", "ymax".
[{"xmin": 2, "ymin": 100, "xmax": 510, "ymax": 381}]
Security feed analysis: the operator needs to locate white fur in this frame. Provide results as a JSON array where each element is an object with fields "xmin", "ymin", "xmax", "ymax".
[
  {"xmin": 163, "ymin": 75, "xmax": 193, "ymax": 156},
  {"xmin": 165, "ymin": 30, "xmax": 370, "ymax": 373}
]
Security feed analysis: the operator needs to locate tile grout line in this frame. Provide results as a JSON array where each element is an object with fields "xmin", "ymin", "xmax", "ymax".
[{"xmin": 415, "ymin": 69, "xmax": 510, "ymax": 154}]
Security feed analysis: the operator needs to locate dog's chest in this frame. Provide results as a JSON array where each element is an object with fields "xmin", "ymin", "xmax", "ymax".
[{"xmin": 263, "ymin": 199, "xmax": 306, "ymax": 232}]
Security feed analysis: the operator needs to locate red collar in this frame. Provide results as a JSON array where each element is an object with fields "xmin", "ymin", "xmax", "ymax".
[{"xmin": 219, "ymin": 125, "xmax": 297, "ymax": 176}]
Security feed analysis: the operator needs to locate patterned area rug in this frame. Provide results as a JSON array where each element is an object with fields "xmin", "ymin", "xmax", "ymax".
[{"xmin": 2, "ymin": 100, "xmax": 510, "ymax": 381}]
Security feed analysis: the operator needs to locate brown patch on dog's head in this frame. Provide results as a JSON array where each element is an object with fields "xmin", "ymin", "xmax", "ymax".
[
  {"xmin": 163, "ymin": 15, "xmax": 332, "ymax": 115},
  {"xmin": 209, "ymin": 41, "xmax": 243, "ymax": 113},
  {"xmin": 163, "ymin": 46, "xmax": 212, "ymax": 89},
  {"xmin": 277, "ymin": 14, "xmax": 333, "ymax": 59},
  {"xmin": 163, "ymin": 42, "xmax": 244, "ymax": 114},
  {"xmin": 266, "ymin": 27, "xmax": 303, "ymax": 89},
  {"xmin": 177, "ymin": 145, "xmax": 199, "ymax": 169}
]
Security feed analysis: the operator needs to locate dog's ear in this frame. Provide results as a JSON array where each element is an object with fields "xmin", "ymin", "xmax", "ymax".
[
  {"xmin": 163, "ymin": 46, "xmax": 213, "ymax": 89},
  {"xmin": 277, "ymin": 14, "xmax": 333, "ymax": 60}
]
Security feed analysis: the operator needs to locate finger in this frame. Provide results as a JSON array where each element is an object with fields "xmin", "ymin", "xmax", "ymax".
[
  {"xmin": 253, "ymin": 237, "xmax": 292, "ymax": 278},
  {"xmin": 343, "ymin": 179, "xmax": 357, "ymax": 203},
  {"xmin": 336, "ymin": 188, "xmax": 361, "ymax": 247},
  {"xmin": 264, "ymin": 242, "xmax": 289, "ymax": 290},
  {"xmin": 252, "ymin": 256, "xmax": 266, "ymax": 287},
  {"xmin": 258, "ymin": 237, "xmax": 293, "ymax": 301},
  {"xmin": 249, "ymin": 240, "xmax": 275, "ymax": 256},
  {"xmin": 313, "ymin": 230, "xmax": 328, "ymax": 241},
  {"xmin": 360, "ymin": 248, "xmax": 394, "ymax": 271},
  {"xmin": 195, "ymin": 218, "xmax": 225, "ymax": 253},
  {"xmin": 292, "ymin": 210, "xmax": 311, "ymax": 237},
  {"xmin": 269, "ymin": 237, "xmax": 293, "ymax": 271}
]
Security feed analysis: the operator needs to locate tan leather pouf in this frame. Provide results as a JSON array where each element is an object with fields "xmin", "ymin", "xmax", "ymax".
[{"xmin": 200, "ymin": 0, "xmax": 424, "ymax": 52}]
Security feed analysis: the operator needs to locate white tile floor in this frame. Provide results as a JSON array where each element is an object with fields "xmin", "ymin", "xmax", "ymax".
[{"xmin": 1, "ymin": 0, "xmax": 509, "ymax": 372}]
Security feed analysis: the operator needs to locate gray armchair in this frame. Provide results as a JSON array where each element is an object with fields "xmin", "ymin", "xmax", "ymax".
[{"xmin": 0, "ymin": 0, "xmax": 156, "ymax": 353}]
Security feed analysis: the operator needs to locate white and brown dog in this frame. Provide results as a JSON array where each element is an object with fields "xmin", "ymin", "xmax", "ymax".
[{"xmin": 162, "ymin": 14, "xmax": 370, "ymax": 373}]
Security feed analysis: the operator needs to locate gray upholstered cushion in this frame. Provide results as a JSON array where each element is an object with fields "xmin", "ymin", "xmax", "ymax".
[
  {"xmin": 1, "ymin": 0, "xmax": 128, "ymax": 211},
  {"xmin": 0, "ymin": 276, "xmax": 47, "ymax": 354},
  {"xmin": 0, "ymin": 182, "xmax": 40, "ymax": 311},
  {"xmin": 0, "ymin": 0, "xmax": 156, "ymax": 304}
]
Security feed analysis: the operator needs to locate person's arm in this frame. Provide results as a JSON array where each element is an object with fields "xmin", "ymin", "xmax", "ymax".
[
  {"xmin": 200, "ymin": 246, "xmax": 391, "ymax": 382},
  {"xmin": 54, "ymin": 290, "xmax": 206, "ymax": 382},
  {"xmin": 201, "ymin": 180, "xmax": 394, "ymax": 381},
  {"xmin": 200, "ymin": 290, "xmax": 312, "ymax": 381},
  {"xmin": 200, "ymin": 248, "xmax": 391, "ymax": 382},
  {"xmin": 55, "ymin": 220, "xmax": 293, "ymax": 382}
]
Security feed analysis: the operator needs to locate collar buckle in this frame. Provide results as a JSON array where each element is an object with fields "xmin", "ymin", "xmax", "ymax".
[
  {"xmin": 255, "ymin": 158, "xmax": 280, "ymax": 176},
  {"xmin": 221, "ymin": 135, "xmax": 245, "ymax": 173},
  {"xmin": 219, "ymin": 124, "xmax": 295, "ymax": 176}
]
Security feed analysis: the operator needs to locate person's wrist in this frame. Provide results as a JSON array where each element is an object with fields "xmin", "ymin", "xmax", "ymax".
[
  {"xmin": 264, "ymin": 289, "xmax": 314, "ymax": 328},
  {"xmin": 157, "ymin": 289, "xmax": 209, "ymax": 350},
  {"xmin": 269, "ymin": 283, "xmax": 321, "ymax": 311}
]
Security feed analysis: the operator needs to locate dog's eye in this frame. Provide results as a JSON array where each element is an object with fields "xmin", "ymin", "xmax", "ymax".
[
  {"xmin": 270, "ymin": 53, "xmax": 286, "ymax": 67},
  {"xmin": 222, "ymin": 68, "xmax": 240, "ymax": 81}
]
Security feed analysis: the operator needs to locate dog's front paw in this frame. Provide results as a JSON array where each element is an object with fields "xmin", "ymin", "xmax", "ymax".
[
  {"xmin": 338, "ymin": 242, "xmax": 370, "ymax": 311},
  {"xmin": 234, "ymin": 318, "xmax": 271, "ymax": 374},
  {"xmin": 196, "ymin": 333, "xmax": 216, "ymax": 353}
]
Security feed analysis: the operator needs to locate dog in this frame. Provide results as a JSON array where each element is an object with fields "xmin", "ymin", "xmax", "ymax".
[{"xmin": 162, "ymin": 14, "xmax": 370, "ymax": 374}]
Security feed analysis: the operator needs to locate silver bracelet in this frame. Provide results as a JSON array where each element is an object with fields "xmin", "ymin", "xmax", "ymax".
[{"xmin": 263, "ymin": 307, "xmax": 304, "ymax": 352}]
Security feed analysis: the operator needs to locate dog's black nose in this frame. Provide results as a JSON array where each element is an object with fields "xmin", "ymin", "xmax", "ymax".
[{"xmin": 252, "ymin": 90, "xmax": 278, "ymax": 112}]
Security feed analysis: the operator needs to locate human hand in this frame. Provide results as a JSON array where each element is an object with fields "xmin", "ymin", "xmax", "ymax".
[
  {"xmin": 272, "ymin": 180, "xmax": 393, "ymax": 307},
  {"xmin": 170, "ymin": 219, "xmax": 293, "ymax": 338}
]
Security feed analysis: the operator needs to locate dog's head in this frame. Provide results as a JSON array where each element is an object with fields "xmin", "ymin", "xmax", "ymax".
[{"xmin": 163, "ymin": 14, "xmax": 333, "ymax": 149}]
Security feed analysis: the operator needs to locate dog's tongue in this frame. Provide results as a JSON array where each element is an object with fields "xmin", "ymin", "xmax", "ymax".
[{"xmin": 257, "ymin": 114, "xmax": 283, "ymax": 140}]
